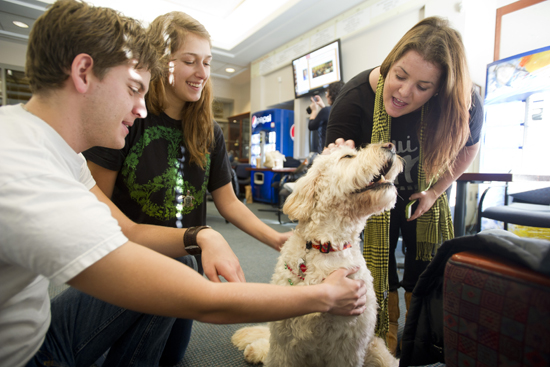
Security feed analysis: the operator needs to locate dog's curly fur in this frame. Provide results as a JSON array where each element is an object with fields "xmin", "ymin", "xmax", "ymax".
[{"xmin": 232, "ymin": 143, "xmax": 403, "ymax": 367}]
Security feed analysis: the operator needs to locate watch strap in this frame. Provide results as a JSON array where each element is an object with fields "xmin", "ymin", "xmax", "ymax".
[{"xmin": 184, "ymin": 225, "xmax": 211, "ymax": 255}]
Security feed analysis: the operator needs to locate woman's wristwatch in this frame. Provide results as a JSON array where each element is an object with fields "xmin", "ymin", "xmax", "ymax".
[{"xmin": 183, "ymin": 225, "xmax": 211, "ymax": 255}]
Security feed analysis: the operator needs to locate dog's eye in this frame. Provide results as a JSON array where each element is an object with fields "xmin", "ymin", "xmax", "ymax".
[{"xmin": 340, "ymin": 154, "xmax": 354, "ymax": 159}]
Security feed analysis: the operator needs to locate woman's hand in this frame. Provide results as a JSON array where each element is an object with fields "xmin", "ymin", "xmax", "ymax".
[
  {"xmin": 407, "ymin": 188, "xmax": 439, "ymax": 221},
  {"xmin": 270, "ymin": 231, "xmax": 292, "ymax": 252},
  {"xmin": 323, "ymin": 138, "xmax": 355, "ymax": 155},
  {"xmin": 197, "ymin": 228, "xmax": 246, "ymax": 283}
]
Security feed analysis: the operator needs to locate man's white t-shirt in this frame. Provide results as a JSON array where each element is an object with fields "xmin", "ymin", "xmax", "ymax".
[{"xmin": 0, "ymin": 104, "xmax": 128, "ymax": 367}]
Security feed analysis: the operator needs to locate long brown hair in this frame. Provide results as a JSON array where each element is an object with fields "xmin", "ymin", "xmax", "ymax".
[
  {"xmin": 380, "ymin": 16, "xmax": 472, "ymax": 181},
  {"xmin": 146, "ymin": 12, "xmax": 214, "ymax": 169}
]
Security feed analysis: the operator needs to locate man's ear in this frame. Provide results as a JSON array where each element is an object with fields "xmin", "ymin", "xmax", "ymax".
[{"xmin": 71, "ymin": 53, "xmax": 94, "ymax": 94}]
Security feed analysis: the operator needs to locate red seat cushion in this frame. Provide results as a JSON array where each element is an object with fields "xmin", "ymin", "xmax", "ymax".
[{"xmin": 443, "ymin": 251, "xmax": 550, "ymax": 367}]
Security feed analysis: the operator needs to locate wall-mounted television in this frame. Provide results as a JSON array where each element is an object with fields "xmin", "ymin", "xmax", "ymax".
[{"xmin": 292, "ymin": 39, "xmax": 343, "ymax": 99}]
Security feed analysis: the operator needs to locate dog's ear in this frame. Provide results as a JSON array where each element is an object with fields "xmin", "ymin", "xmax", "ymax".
[{"xmin": 282, "ymin": 167, "xmax": 320, "ymax": 222}]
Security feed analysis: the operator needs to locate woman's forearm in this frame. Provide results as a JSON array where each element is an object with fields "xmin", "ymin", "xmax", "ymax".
[{"xmin": 431, "ymin": 143, "xmax": 480, "ymax": 197}]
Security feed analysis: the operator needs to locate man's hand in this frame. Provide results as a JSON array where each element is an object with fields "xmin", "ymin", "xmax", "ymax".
[
  {"xmin": 197, "ymin": 228, "xmax": 246, "ymax": 283},
  {"xmin": 322, "ymin": 267, "xmax": 367, "ymax": 316}
]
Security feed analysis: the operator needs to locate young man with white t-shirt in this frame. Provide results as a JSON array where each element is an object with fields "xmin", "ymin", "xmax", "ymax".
[{"xmin": 0, "ymin": 1, "xmax": 368, "ymax": 366}]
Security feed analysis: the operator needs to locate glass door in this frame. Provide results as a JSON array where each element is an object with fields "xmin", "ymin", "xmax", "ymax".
[{"xmin": 227, "ymin": 112, "xmax": 250, "ymax": 162}]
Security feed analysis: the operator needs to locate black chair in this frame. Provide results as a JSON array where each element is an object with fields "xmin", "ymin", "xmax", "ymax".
[
  {"xmin": 477, "ymin": 185, "xmax": 550, "ymax": 232},
  {"xmin": 229, "ymin": 167, "xmax": 239, "ymax": 198},
  {"xmin": 270, "ymin": 157, "xmax": 312, "ymax": 224},
  {"xmin": 234, "ymin": 163, "xmax": 251, "ymax": 200}
]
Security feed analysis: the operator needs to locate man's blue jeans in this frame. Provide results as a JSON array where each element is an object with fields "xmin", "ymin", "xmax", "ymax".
[{"xmin": 26, "ymin": 255, "xmax": 198, "ymax": 367}]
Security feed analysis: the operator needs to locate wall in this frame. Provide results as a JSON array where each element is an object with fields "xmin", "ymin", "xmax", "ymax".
[
  {"xmin": 339, "ymin": 9, "xmax": 422, "ymax": 85},
  {"xmin": 262, "ymin": 66, "xmax": 295, "ymax": 108},
  {"xmin": 211, "ymin": 76, "xmax": 251, "ymax": 117},
  {"xmin": 232, "ymin": 82, "xmax": 251, "ymax": 116},
  {"xmin": 0, "ymin": 39, "xmax": 26, "ymax": 68},
  {"xmin": 499, "ymin": 1, "xmax": 550, "ymax": 60}
]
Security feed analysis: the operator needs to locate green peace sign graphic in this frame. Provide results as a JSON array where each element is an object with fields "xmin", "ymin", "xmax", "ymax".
[{"xmin": 121, "ymin": 125, "xmax": 210, "ymax": 221}]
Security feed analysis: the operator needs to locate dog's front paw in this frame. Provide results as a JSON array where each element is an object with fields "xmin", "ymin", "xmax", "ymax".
[
  {"xmin": 244, "ymin": 338, "xmax": 270, "ymax": 364},
  {"xmin": 231, "ymin": 325, "xmax": 270, "ymax": 350}
]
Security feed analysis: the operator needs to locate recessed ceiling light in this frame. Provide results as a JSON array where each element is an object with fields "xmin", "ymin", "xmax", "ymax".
[
  {"xmin": 13, "ymin": 21, "xmax": 29, "ymax": 28},
  {"xmin": 225, "ymin": 68, "xmax": 236, "ymax": 73}
]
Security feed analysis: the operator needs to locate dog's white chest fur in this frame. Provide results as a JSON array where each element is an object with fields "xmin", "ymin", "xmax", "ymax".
[{"xmin": 266, "ymin": 234, "xmax": 378, "ymax": 367}]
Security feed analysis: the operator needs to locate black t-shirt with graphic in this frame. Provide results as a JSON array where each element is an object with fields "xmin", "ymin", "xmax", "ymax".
[
  {"xmin": 326, "ymin": 68, "xmax": 484, "ymax": 196},
  {"xmin": 84, "ymin": 112, "xmax": 231, "ymax": 228}
]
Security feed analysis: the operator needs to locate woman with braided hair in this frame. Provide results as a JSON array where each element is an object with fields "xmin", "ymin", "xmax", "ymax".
[{"xmin": 325, "ymin": 16, "xmax": 483, "ymax": 355}]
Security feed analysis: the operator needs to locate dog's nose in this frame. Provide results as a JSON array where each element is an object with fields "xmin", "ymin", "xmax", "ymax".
[{"xmin": 382, "ymin": 142, "xmax": 396, "ymax": 154}]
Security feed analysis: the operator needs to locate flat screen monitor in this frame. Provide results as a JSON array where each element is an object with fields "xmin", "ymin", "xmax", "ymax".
[{"xmin": 292, "ymin": 39, "xmax": 343, "ymax": 99}]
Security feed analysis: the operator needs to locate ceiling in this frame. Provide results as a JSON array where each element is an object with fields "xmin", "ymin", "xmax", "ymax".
[{"xmin": 0, "ymin": 0, "xmax": 365, "ymax": 85}]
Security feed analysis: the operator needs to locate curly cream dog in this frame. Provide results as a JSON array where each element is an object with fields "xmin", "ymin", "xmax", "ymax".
[{"xmin": 232, "ymin": 142, "xmax": 403, "ymax": 367}]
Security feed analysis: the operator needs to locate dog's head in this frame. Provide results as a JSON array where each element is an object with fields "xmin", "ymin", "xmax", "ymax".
[{"xmin": 283, "ymin": 143, "xmax": 403, "ymax": 223}]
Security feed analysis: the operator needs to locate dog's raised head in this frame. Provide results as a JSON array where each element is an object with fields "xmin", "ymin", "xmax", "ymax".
[{"xmin": 283, "ymin": 142, "xmax": 403, "ymax": 225}]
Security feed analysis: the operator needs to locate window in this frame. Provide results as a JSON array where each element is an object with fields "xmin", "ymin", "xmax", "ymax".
[{"xmin": 1, "ymin": 66, "xmax": 31, "ymax": 106}]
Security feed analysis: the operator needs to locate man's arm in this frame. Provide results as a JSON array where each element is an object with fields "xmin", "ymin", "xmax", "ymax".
[
  {"xmin": 90, "ymin": 184, "xmax": 245, "ymax": 282},
  {"xmin": 211, "ymin": 183, "xmax": 291, "ymax": 251},
  {"xmin": 67, "ymin": 241, "xmax": 368, "ymax": 324}
]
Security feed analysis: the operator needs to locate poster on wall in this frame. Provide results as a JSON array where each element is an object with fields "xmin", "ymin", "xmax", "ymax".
[{"xmin": 485, "ymin": 45, "xmax": 550, "ymax": 105}]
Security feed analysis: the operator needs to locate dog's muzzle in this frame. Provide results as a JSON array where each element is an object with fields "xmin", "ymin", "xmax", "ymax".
[{"xmin": 353, "ymin": 151, "xmax": 396, "ymax": 194}]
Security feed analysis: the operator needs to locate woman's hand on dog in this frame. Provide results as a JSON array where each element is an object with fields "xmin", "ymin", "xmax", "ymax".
[
  {"xmin": 323, "ymin": 267, "xmax": 367, "ymax": 316},
  {"xmin": 271, "ymin": 231, "xmax": 292, "ymax": 251},
  {"xmin": 323, "ymin": 138, "xmax": 356, "ymax": 155}
]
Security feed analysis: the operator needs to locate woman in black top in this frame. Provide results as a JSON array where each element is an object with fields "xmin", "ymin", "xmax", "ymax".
[{"xmin": 326, "ymin": 16, "xmax": 483, "ymax": 355}]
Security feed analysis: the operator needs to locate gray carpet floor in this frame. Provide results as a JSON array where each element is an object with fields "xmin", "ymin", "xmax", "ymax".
[{"xmin": 48, "ymin": 200, "xmax": 444, "ymax": 366}]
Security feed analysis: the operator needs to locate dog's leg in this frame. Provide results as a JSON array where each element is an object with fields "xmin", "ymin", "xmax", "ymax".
[
  {"xmin": 231, "ymin": 324, "xmax": 270, "ymax": 350},
  {"xmin": 232, "ymin": 325, "xmax": 271, "ymax": 364},
  {"xmin": 363, "ymin": 336, "xmax": 399, "ymax": 367},
  {"xmin": 243, "ymin": 338, "xmax": 270, "ymax": 364}
]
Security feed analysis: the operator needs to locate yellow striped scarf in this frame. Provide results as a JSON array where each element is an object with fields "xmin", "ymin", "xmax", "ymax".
[{"xmin": 363, "ymin": 75, "xmax": 454, "ymax": 338}]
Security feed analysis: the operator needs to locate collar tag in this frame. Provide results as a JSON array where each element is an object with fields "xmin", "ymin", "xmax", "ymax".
[{"xmin": 320, "ymin": 242, "xmax": 331, "ymax": 253}]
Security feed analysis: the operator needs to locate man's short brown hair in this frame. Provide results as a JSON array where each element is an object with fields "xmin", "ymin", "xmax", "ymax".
[{"xmin": 25, "ymin": 0, "xmax": 160, "ymax": 93}]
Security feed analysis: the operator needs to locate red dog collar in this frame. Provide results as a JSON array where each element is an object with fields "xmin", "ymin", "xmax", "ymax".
[{"xmin": 306, "ymin": 241, "xmax": 352, "ymax": 253}]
